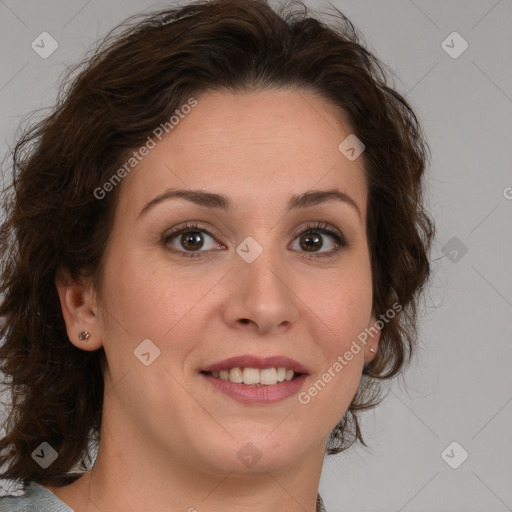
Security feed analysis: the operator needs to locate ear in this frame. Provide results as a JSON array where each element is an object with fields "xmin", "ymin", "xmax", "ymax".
[
  {"xmin": 363, "ymin": 312, "xmax": 382, "ymax": 364},
  {"xmin": 55, "ymin": 270, "xmax": 103, "ymax": 351}
]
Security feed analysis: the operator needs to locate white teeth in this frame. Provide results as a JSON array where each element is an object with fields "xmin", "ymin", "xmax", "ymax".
[
  {"xmin": 210, "ymin": 367, "xmax": 297, "ymax": 386},
  {"xmin": 260, "ymin": 368, "xmax": 278, "ymax": 385},
  {"xmin": 229, "ymin": 368, "xmax": 243, "ymax": 383},
  {"xmin": 243, "ymin": 368, "xmax": 260, "ymax": 385}
]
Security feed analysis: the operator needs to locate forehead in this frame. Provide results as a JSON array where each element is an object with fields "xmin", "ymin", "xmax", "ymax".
[{"xmin": 117, "ymin": 88, "xmax": 368, "ymax": 219}]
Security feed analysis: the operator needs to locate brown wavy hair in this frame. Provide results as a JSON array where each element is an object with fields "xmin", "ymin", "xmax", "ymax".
[{"xmin": 0, "ymin": 0, "xmax": 434, "ymax": 487}]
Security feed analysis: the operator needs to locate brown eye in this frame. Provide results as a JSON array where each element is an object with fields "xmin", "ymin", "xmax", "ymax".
[
  {"xmin": 179, "ymin": 231, "xmax": 205, "ymax": 251},
  {"xmin": 290, "ymin": 222, "xmax": 348, "ymax": 258},
  {"xmin": 162, "ymin": 222, "xmax": 224, "ymax": 258},
  {"xmin": 299, "ymin": 232, "xmax": 323, "ymax": 252}
]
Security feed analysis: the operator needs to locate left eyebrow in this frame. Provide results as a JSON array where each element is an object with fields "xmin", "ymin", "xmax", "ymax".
[
  {"xmin": 288, "ymin": 189, "xmax": 361, "ymax": 219},
  {"xmin": 137, "ymin": 187, "xmax": 361, "ymax": 219}
]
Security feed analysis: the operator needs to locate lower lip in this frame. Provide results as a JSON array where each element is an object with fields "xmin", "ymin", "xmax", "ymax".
[{"xmin": 201, "ymin": 373, "xmax": 308, "ymax": 404}]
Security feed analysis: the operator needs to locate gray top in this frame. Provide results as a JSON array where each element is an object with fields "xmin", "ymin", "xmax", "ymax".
[
  {"xmin": 0, "ymin": 483, "xmax": 328, "ymax": 511},
  {"xmin": 0, "ymin": 483, "xmax": 72, "ymax": 511}
]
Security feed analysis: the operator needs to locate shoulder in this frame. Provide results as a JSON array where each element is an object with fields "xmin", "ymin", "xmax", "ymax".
[{"xmin": 0, "ymin": 482, "xmax": 73, "ymax": 511}]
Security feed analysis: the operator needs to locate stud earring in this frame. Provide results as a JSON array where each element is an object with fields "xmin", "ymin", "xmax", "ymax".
[
  {"xmin": 370, "ymin": 347, "xmax": 376, "ymax": 353},
  {"xmin": 79, "ymin": 331, "xmax": 90, "ymax": 342}
]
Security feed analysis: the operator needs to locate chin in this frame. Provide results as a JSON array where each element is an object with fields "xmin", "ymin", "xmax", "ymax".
[{"xmin": 203, "ymin": 435, "xmax": 305, "ymax": 474}]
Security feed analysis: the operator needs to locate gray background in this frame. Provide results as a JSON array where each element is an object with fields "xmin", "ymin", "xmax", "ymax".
[{"xmin": 1, "ymin": 1, "xmax": 511, "ymax": 511}]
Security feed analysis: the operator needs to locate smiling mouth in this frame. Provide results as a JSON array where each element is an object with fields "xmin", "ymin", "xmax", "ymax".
[{"xmin": 201, "ymin": 367, "xmax": 303, "ymax": 386}]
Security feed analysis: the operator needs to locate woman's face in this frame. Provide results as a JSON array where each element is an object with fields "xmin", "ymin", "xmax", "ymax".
[{"xmin": 73, "ymin": 88, "xmax": 379, "ymax": 476}]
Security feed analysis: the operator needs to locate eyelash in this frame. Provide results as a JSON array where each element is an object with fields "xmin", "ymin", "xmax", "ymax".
[{"xmin": 161, "ymin": 221, "xmax": 349, "ymax": 259}]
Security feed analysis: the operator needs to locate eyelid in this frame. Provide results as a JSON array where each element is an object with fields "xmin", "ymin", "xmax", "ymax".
[
  {"xmin": 161, "ymin": 221, "xmax": 223, "ymax": 251},
  {"xmin": 290, "ymin": 221, "xmax": 347, "ymax": 244}
]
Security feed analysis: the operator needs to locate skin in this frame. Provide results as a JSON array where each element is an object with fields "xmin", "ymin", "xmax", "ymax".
[{"xmin": 49, "ymin": 88, "xmax": 380, "ymax": 512}]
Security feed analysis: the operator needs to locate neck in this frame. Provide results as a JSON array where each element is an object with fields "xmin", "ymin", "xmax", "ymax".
[{"xmin": 47, "ymin": 425, "xmax": 326, "ymax": 512}]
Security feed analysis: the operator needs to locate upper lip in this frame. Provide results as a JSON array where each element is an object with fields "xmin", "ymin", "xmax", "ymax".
[{"xmin": 201, "ymin": 355, "xmax": 309, "ymax": 374}]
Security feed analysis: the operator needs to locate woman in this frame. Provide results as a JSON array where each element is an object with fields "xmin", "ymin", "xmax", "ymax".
[{"xmin": 0, "ymin": 0, "xmax": 434, "ymax": 510}]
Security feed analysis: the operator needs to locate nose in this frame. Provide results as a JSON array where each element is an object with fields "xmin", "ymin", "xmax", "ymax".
[{"xmin": 221, "ymin": 245, "xmax": 300, "ymax": 335}]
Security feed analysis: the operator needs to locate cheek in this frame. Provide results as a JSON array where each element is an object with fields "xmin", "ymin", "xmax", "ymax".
[
  {"xmin": 317, "ymin": 265, "xmax": 373, "ymax": 344},
  {"xmin": 303, "ymin": 268, "xmax": 373, "ymax": 411},
  {"xmin": 97, "ymin": 248, "xmax": 216, "ymax": 383},
  {"xmin": 97, "ymin": 252, "xmax": 196, "ymax": 403},
  {"xmin": 299, "ymin": 276, "xmax": 372, "ymax": 416},
  {"xmin": 99, "ymin": 248, "xmax": 181, "ymax": 335}
]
